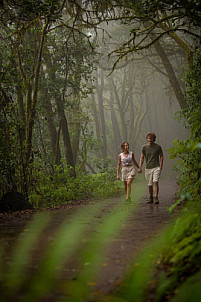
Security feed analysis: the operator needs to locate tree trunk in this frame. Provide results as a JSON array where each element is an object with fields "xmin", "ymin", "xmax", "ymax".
[
  {"xmin": 43, "ymin": 90, "xmax": 62, "ymax": 165},
  {"xmin": 96, "ymin": 69, "xmax": 107, "ymax": 158},
  {"xmin": 56, "ymin": 96, "xmax": 76, "ymax": 177},
  {"xmin": 16, "ymin": 19, "xmax": 49, "ymax": 167},
  {"xmin": 90, "ymin": 90, "xmax": 101, "ymax": 141},
  {"xmin": 151, "ymin": 33, "xmax": 186, "ymax": 109},
  {"xmin": 159, "ymin": 23, "xmax": 193, "ymax": 65},
  {"xmin": 43, "ymin": 46, "xmax": 75, "ymax": 173},
  {"xmin": 109, "ymin": 89, "xmax": 121, "ymax": 157},
  {"xmin": 71, "ymin": 98, "xmax": 81, "ymax": 164},
  {"xmin": 110, "ymin": 76, "xmax": 127, "ymax": 140},
  {"xmin": 16, "ymin": 85, "xmax": 26, "ymax": 142}
]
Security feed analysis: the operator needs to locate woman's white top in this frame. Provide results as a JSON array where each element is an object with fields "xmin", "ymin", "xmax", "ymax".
[{"xmin": 120, "ymin": 151, "xmax": 133, "ymax": 167}]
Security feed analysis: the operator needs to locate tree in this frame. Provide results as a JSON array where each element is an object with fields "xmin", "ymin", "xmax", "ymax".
[
  {"xmin": 82, "ymin": 0, "xmax": 201, "ymax": 108},
  {"xmin": 0, "ymin": 0, "xmax": 97, "ymax": 195},
  {"xmin": 0, "ymin": 0, "xmax": 65, "ymax": 168}
]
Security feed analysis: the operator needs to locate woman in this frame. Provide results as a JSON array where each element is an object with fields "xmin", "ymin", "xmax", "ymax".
[{"xmin": 117, "ymin": 142, "xmax": 139, "ymax": 201}]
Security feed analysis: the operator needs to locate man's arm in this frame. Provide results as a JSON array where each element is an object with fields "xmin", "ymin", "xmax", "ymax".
[
  {"xmin": 159, "ymin": 152, "xmax": 164, "ymax": 170},
  {"xmin": 138, "ymin": 154, "xmax": 144, "ymax": 173}
]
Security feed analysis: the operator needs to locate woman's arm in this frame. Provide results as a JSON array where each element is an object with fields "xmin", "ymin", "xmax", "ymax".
[
  {"xmin": 117, "ymin": 154, "xmax": 121, "ymax": 180},
  {"xmin": 132, "ymin": 152, "xmax": 139, "ymax": 169}
]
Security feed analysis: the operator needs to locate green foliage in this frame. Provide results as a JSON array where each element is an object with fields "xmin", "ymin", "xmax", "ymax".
[
  {"xmin": 169, "ymin": 139, "xmax": 201, "ymax": 199},
  {"xmin": 110, "ymin": 49, "xmax": 201, "ymax": 302},
  {"xmin": 182, "ymin": 49, "xmax": 201, "ymax": 138},
  {"xmin": 109, "ymin": 206, "xmax": 201, "ymax": 302},
  {"xmin": 163, "ymin": 213, "xmax": 201, "ymax": 269},
  {"xmin": 29, "ymin": 160, "xmax": 122, "ymax": 208},
  {"xmin": 1, "ymin": 0, "xmax": 65, "ymax": 23},
  {"xmin": 0, "ymin": 1, "xmax": 98, "ymax": 200},
  {"xmin": 152, "ymin": 209, "xmax": 201, "ymax": 302},
  {"xmin": 114, "ymin": 221, "xmax": 174, "ymax": 302},
  {"xmin": 2, "ymin": 213, "xmax": 51, "ymax": 295},
  {"xmin": 0, "ymin": 102, "xmax": 27, "ymax": 197},
  {"xmin": 151, "ymin": 49, "xmax": 201, "ymax": 301},
  {"xmin": 168, "ymin": 49, "xmax": 201, "ymax": 199},
  {"xmin": 140, "ymin": 0, "xmax": 201, "ymax": 26},
  {"xmin": 171, "ymin": 270, "xmax": 201, "ymax": 302},
  {"xmin": 0, "ymin": 183, "xmax": 145, "ymax": 302}
]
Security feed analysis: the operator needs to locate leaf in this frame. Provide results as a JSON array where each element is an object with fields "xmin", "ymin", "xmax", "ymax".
[{"xmin": 88, "ymin": 282, "xmax": 96, "ymax": 286}]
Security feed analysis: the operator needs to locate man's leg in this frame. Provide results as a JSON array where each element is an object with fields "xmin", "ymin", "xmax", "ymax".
[
  {"xmin": 148, "ymin": 185, "xmax": 153, "ymax": 203},
  {"xmin": 153, "ymin": 168, "xmax": 160, "ymax": 204},
  {"xmin": 154, "ymin": 181, "xmax": 159, "ymax": 197},
  {"xmin": 145, "ymin": 168, "xmax": 154, "ymax": 203},
  {"xmin": 148, "ymin": 185, "xmax": 153, "ymax": 196}
]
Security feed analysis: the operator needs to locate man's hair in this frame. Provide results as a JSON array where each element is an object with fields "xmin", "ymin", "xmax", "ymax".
[
  {"xmin": 121, "ymin": 142, "xmax": 129, "ymax": 150},
  {"xmin": 146, "ymin": 132, "xmax": 156, "ymax": 141}
]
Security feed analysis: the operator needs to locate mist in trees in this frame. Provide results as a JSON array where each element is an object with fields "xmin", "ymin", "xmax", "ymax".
[
  {"xmin": 87, "ymin": 19, "xmax": 190, "ymax": 177},
  {"xmin": 1, "ymin": 3, "xmax": 201, "ymax": 301},
  {"xmin": 0, "ymin": 0, "xmax": 199, "ymax": 203}
]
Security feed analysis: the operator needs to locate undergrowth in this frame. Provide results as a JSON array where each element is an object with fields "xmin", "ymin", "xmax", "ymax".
[
  {"xmin": 29, "ymin": 161, "xmax": 123, "ymax": 208},
  {"xmin": 0, "ymin": 183, "xmax": 146, "ymax": 302},
  {"xmin": 110, "ymin": 49, "xmax": 201, "ymax": 302}
]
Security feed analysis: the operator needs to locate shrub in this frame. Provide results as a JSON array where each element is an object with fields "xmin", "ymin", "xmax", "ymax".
[{"xmin": 29, "ymin": 161, "xmax": 122, "ymax": 208}]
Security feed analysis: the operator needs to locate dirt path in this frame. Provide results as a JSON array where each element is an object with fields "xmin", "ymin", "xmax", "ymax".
[
  {"xmin": 0, "ymin": 179, "xmax": 179, "ymax": 299},
  {"xmin": 95, "ymin": 180, "xmax": 179, "ymax": 294}
]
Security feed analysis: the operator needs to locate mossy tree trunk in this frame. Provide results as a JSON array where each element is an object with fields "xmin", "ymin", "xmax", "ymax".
[
  {"xmin": 16, "ymin": 19, "xmax": 49, "ymax": 168},
  {"xmin": 42, "ymin": 86, "xmax": 62, "ymax": 165},
  {"xmin": 96, "ymin": 69, "xmax": 108, "ymax": 158},
  {"xmin": 152, "ymin": 34, "xmax": 186, "ymax": 109},
  {"xmin": 43, "ymin": 48, "xmax": 76, "ymax": 175}
]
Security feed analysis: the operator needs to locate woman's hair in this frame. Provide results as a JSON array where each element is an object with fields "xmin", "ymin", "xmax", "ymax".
[
  {"xmin": 121, "ymin": 142, "xmax": 129, "ymax": 151},
  {"xmin": 146, "ymin": 132, "xmax": 156, "ymax": 141}
]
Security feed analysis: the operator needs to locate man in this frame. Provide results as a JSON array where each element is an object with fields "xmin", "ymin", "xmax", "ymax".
[{"xmin": 138, "ymin": 132, "xmax": 164, "ymax": 204}]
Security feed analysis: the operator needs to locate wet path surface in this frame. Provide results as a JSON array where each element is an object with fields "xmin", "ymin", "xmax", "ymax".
[
  {"xmin": 95, "ymin": 180, "xmax": 179, "ymax": 294},
  {"xmin": 0, "ymin": 180, "xmax": 179, "ymax": 299}
]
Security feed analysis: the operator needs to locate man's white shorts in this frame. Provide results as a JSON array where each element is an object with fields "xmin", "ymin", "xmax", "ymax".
[{"xmin": 145, "ymin": 166, "xmax": 161, "ymax": 186}]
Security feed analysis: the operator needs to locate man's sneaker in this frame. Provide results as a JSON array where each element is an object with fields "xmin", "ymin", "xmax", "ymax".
[
  {"xmin": 153, "ymin": 196, "xmax": 159, "ymax": 204},
  {"xmin": 147, "ymin": 196, "xmax": 153, "ymax": 203}
]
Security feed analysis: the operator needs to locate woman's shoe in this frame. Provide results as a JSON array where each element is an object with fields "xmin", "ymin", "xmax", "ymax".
[{"xmin": 126, "ymin": 197, "xmax": 132, "ymax": 202}]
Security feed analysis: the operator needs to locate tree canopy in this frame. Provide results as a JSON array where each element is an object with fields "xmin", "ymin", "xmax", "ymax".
[{"xmin": 0, "ymin": 0, "xmax": 200, "ymax": 203}]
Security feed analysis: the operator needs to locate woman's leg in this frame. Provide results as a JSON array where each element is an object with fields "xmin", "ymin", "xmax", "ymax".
[
  {"xmin": 126, "ymin": 178, "xmax": 133, "ymax": 200},
  {"xmin": 123, "ymin": 181, "xmax": 127, "ymax": 194}
]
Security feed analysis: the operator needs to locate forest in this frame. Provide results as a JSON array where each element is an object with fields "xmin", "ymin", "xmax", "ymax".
[{"xmin": 0, "ymin": 0, "xmax": 201, "ymax": 301}]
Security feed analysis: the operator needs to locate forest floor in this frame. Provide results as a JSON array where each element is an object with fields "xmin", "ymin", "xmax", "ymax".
[{"xmin": 0, "ymin": 179, "xmax": 179, "ymax": 300}]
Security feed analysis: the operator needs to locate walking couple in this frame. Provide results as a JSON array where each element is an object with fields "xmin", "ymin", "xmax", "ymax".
[{"xmin": 117, "ymin": 132, "xmax": 164, "ymax": 203}]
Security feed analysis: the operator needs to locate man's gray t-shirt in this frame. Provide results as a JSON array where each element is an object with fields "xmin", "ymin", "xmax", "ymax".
[{"xmin": 142, "ymin": 143, "xmax": 163, "ymax": 169}]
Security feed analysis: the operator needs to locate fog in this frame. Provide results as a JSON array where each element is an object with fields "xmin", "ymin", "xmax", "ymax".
[
  {"xmin": 84, "ymin": 21, "xmax": 189, "ymax": 179},
  {"xmin": 0, "ymin": 4, "xmax": 191, "ymax": 184}
]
